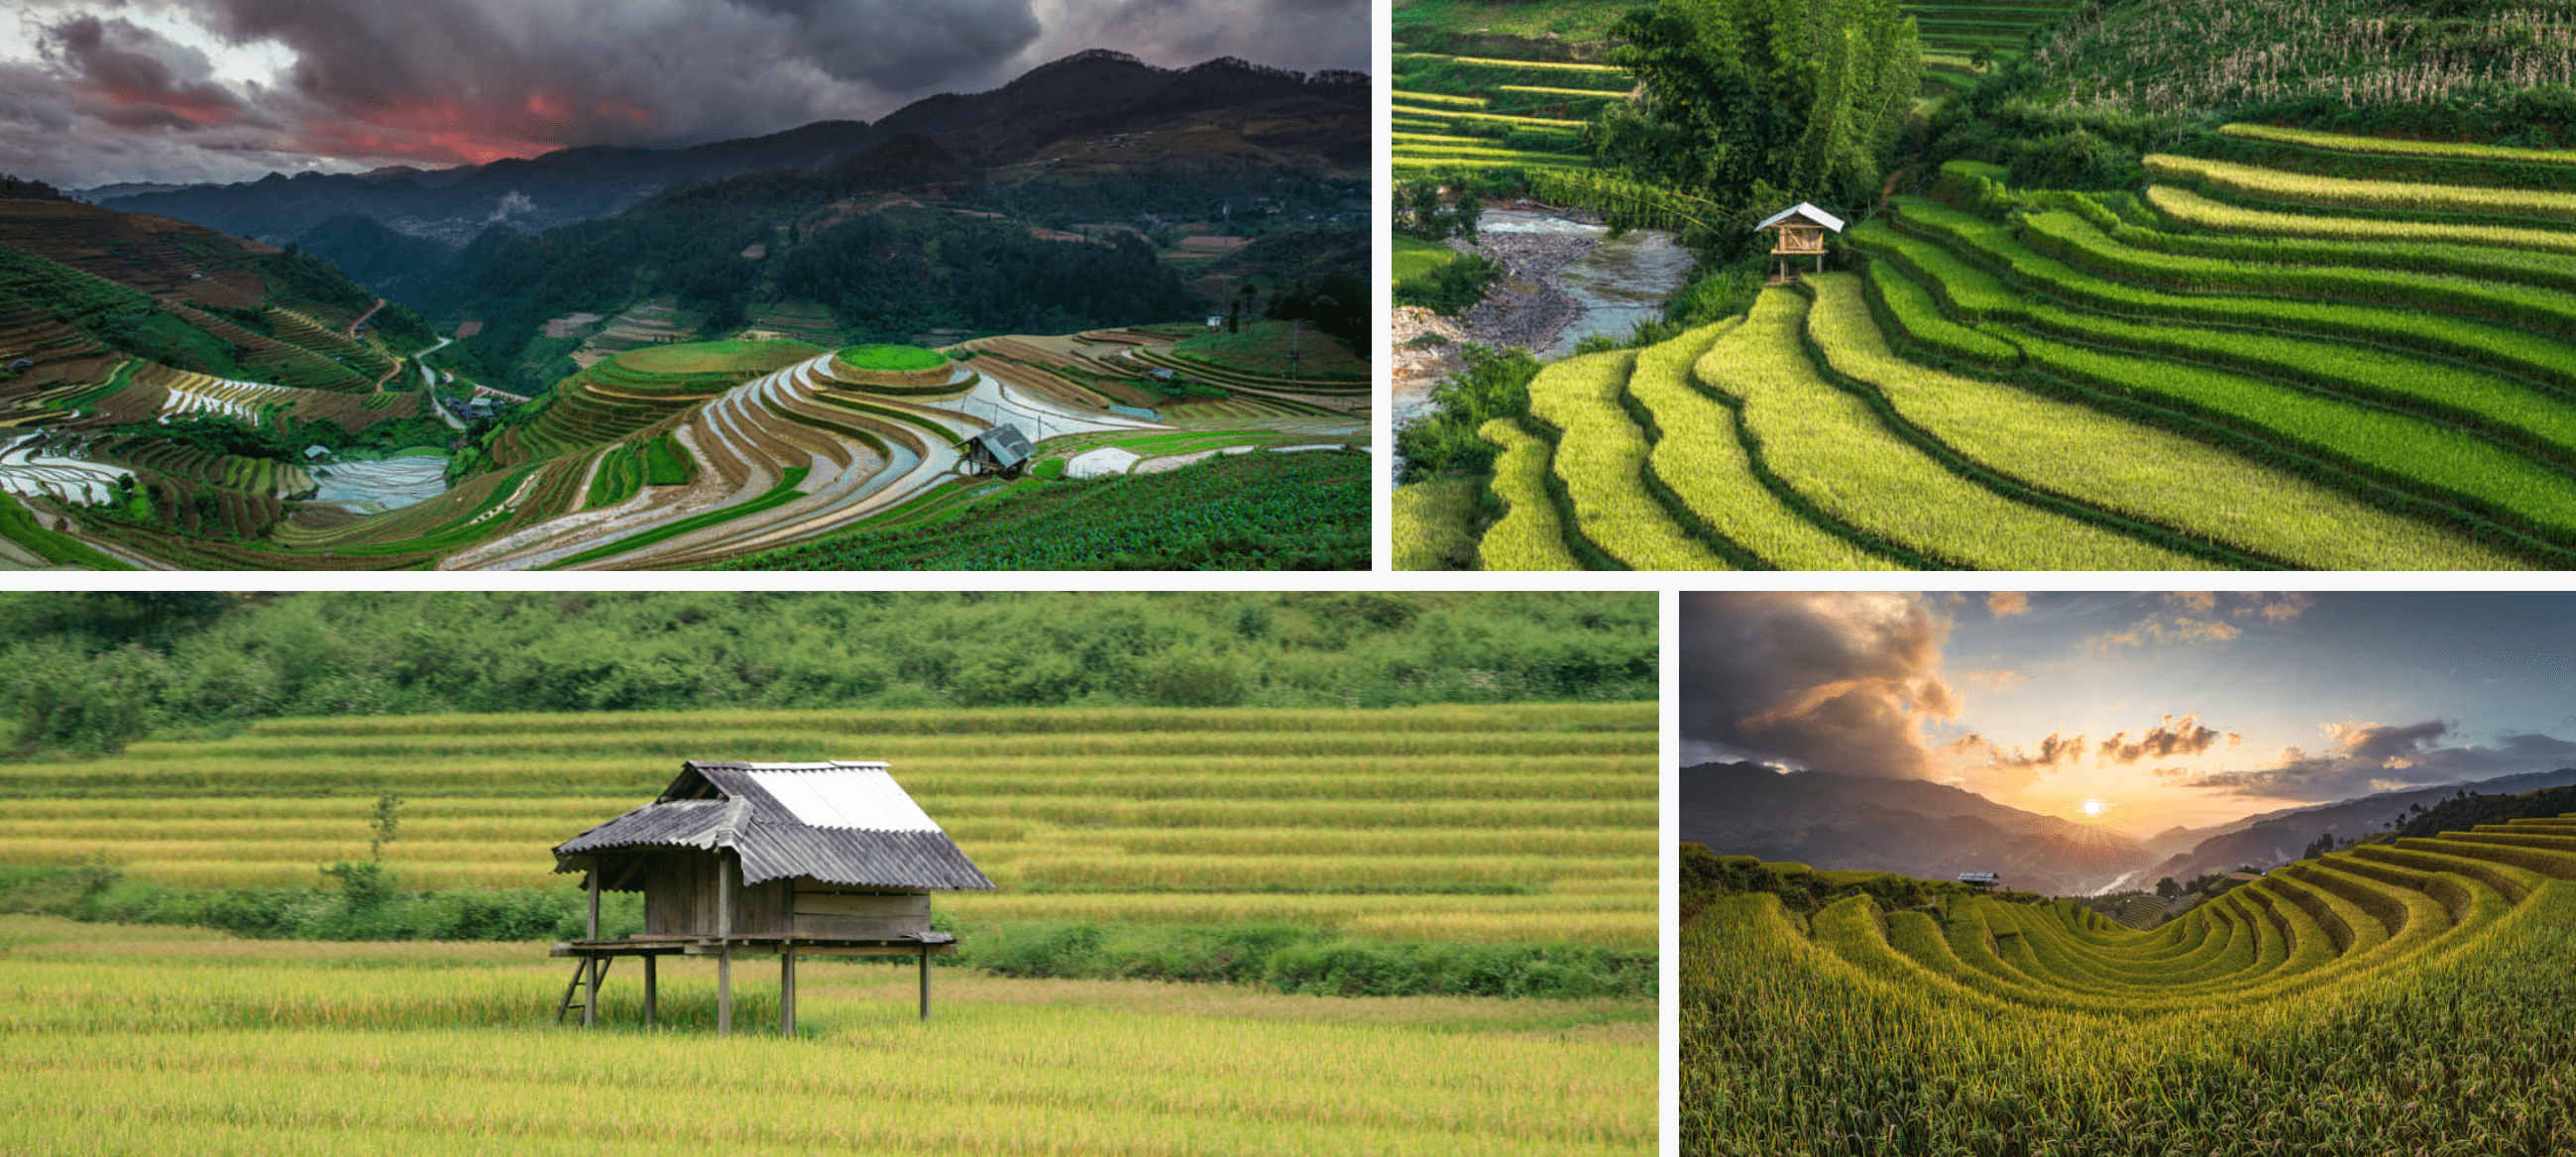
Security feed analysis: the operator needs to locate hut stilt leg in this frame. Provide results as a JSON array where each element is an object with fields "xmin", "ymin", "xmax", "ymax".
[
  {"xmin": 919, "ymin": 945, "xmax": 931, "ymax": 1021},
  {"xmin": 718, "ymin": 945, "xmax": 732, "ymax": 1037},
  {"xmin": 642, "ymin": 954, "xmax": 657, "ymax": 1028},
  {"xmin": 583, "ymin": 956, "xmax": 601, "ymax": 1028},
  {"xmin": 780, "ymin": 948, "xmax": 796, "ymax": 1037}
]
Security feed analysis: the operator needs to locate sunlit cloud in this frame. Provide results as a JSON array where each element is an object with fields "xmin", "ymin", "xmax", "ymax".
[
  {"xmin": 2164, "ymin": 720, "xmax": 2576, "ymax": 799},
  {"xmin": 2097, "ymin": 713, "xmax": 2234, "ymax": 764},
  {"xmin": 1678, "ymin": 591, "xmax": 1958, "ymax": 779}
]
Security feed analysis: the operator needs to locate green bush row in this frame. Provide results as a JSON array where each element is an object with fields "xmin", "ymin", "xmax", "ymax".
[{"xmin": 963, "ymin": 921, "xmax": 1649, "ymax": 999}]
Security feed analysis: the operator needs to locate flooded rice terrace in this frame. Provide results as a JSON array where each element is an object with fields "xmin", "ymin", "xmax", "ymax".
[{"xmin": 310, "ymin": 453, "xmax": 449, "ymax": 514}]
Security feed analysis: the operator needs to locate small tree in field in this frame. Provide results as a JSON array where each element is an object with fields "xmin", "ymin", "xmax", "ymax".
[
  {"xmin": 368, "ymin": 791, "xmax": 403, "ymax": 861},
  {"xmin": 2156, "ymin": 876, "xmax": 2178, "ymax": 900}
]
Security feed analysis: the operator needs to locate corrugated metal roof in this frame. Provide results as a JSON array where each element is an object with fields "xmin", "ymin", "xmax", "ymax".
[
  {"xmin": 972, "ymin": 424, "xmax": 1033, "ymax": 468},
  {"xmin": 553, "ymin": 761, "xmax": 993, "ymax": 890},
  {"xmin": 744, "ymin": 766, "xmax": 940, "ymax": 831},
  {"xmin": 1755, "ymin": 202, "xmax": 1846, "ymax": 232}
]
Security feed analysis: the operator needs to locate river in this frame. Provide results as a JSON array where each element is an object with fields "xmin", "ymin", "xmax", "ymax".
[{"xmin": 1479, "ymin": 209, "xmax": 1694, "ymax": 358}]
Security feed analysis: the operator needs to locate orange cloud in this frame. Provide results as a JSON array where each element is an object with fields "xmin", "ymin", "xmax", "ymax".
[
  {"xmin": 1987, "ymin": 591, "xmax": 2030, "ymax": 617},
  {"xmin": 2098, "ymin": 713, "xmax": 2231, "ymax": 763}
]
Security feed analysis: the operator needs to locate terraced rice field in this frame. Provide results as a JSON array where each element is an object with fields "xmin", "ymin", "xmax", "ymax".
[
  {"xmin": 61, "ymin": 325, "xmax": 1354, "ymax": 568},
  {"xmin": 0, "ymin": 432, "xmax": 132, "ymax": 505},
  {"xmin": 1391, "ymin": 51, "xmax": 1622, "ymax": 177},
  {"xmin": 94, "ymin": 436, "xmax": 313, "ymax": 501},
  {"xmin": 1441, "ymin": 129, "xmax": 2576, "ymax": 569},
  {"xmin": 1685, "ymin": 818, "xmax": 2576, "ymax": 1151},
  {"xmin": 1904, "ymin": 1, "xmax": 2081, "ymax": 94},
  {"xmin": 0, "ymin": 704, "xmax": 1655, "ymax": 949}
]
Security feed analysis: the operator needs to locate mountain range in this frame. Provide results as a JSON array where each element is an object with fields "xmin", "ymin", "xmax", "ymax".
[
  {"xmin": 2114, "ymin": 767, "xmax": 2576, "ymax": 891},
  {"xmin": 1680, "ymin": 761, "xmax": 2576, "ymax": 897},
  {"xmin": 76, "ymin": 52, "xmax": 1366, "ymax": 251}
]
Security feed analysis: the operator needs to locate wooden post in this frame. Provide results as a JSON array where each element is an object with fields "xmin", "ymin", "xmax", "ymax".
[
  {"xmin": 717, "ymin": 851, "xmax": 733, "ymax": 1038},
  {"xmin": 586, "ymin": 867, "xmax": 601, "ymax": 942},
  {"xmin": 583, "ymin": 955, "xmax": 601, "ymax": 1028},
  {"xmin": 919, "ymin": 944, "xmax": 931, "ymax": 1021},
  {"xmin": 716, "ymin": 853, "xmax": 732, "ymax": 940},
  {"xmin": 642, "ymin": 954, "xmax": 657, "ymax": 1028},
  {"xmin": 780, "ymin": 947, "xmax": 796, "ymax": 1037}
]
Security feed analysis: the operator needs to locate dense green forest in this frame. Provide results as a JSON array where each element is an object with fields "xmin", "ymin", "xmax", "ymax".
[
  {"xmin": 414, "ymin": 138, "xmax": 1364, "ymax": 392},
  {"xmin": 768, "ymin": 215, "xmax": 1197, "ymax": 339},
  {"xmin": 1584, "ymin": 0, "xmax": 1919, "ymax": 255},
  {"xmin": 0, "ymin": 592, "xmax": 1657, "ymax": 757}
]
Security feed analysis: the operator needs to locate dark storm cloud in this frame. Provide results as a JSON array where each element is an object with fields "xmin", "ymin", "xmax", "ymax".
[
  {"xmin": 1678, "ymin": 591, "xmax": 1960, "ymax": 779},
  {"xmin": 2169, "ymin": 720, "xmax": 2576, "ymax": 799},
  {"xmin": 41, "ymin": 13, "xmax": 262, "ymax": 130},
  {"xmin": 5, "ymin": 0, "xmax": 1368, "ymax": 187},
  {"xmin": 720, "ymin": 0, "xmax": 1045, "ymax": 88}
]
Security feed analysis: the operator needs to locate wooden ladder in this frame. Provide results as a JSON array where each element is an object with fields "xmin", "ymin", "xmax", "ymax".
[{"xmin": 555, "ymin": 957, "xmax": 613, "ymax": 1024}]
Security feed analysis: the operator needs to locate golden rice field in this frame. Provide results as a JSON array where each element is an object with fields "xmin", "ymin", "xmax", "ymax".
[
  {"xmin": 1684, "ymin": 819, "xmax": 2576, "ymax": 1153},
  {"xmin": 0, "ymin": 704, "xmax": 1655, "ymax": 948},
  {"xmin": 0, "ymin": 917, "xmax": 1651, "ymax": 1156}
]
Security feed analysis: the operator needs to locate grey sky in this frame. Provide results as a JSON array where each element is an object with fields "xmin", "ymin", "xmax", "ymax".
[{"xmin": 0, "ymin": 0, "xmax": 1367, "ymax": 187}]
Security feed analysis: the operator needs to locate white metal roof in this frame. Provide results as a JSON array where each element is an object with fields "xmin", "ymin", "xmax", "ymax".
[
  {"xmin": 1755, "ymin": 202, "xmax": 1846, "ymax": 233},
  {"xmin": 744, "ymin": 764, "xmax": 943, "ymax": 832}
]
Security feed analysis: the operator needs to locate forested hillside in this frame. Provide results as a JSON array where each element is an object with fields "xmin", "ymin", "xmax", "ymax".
[{"xmin": 0, "ymin": 591, "xmax": 1657, "ymax": 757}]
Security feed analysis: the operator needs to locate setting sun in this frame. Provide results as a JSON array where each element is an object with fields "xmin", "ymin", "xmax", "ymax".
[{"xmin": 2081, "ymin": 799, "xmax": 2103, "ymax": 817}]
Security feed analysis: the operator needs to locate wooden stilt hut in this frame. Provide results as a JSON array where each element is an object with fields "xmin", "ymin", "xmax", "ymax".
[
  {"xmin": 1756, "ymin": 202, "xmax": 1846, "ymax": 284},
  {"xmin": 549, "ymin": 760, "xmax": 994, "ymax": 1035}
]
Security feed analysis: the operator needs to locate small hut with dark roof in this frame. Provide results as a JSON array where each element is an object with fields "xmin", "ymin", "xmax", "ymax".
[
  {"xmin": 961, "ymin": 424, "xmax": 1033, "ymax": 475},
  {"xmin": 550, "ymin": 759, "xmax": 993, "ymax": 1035}
]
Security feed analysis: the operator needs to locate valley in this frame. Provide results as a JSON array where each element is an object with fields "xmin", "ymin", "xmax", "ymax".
[{"xmin": 0, "ymin": 53, "xmax": 1368, "ymax": 570}]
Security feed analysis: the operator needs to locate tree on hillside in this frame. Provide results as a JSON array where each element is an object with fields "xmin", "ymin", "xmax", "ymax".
[
  {"xmin": 1585, "ymin": 0, "xmax": 1920, "ymax": 254},
  {"xmin": 1397, "ymin": 180, "xmax": 1480, "ymax": 243},
  {"xmin": 2155, "ymin": 876, "xmax": 2178, "ymax": 899}
]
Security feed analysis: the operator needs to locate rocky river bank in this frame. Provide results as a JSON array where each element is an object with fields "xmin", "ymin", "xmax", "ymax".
[
  {"xmin": 1392, "ymin": 207, "xmax": 1690, "ymax": 428},
  {"xmin": 1392, "ymin": 225, "xmax": 1599, "ymax": 425}
]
